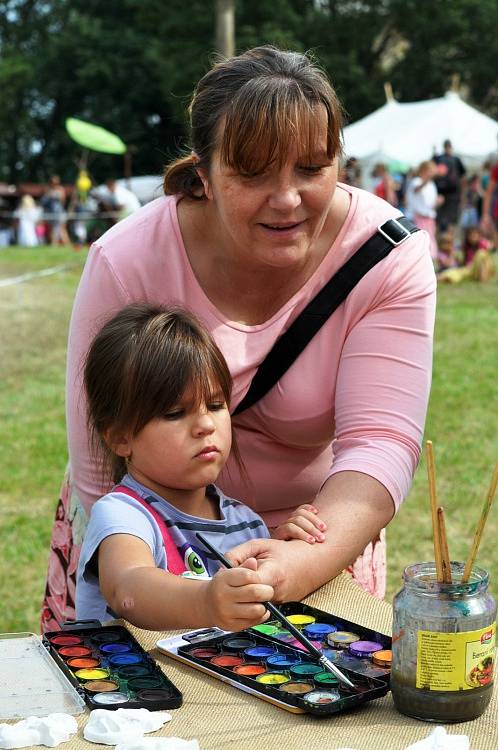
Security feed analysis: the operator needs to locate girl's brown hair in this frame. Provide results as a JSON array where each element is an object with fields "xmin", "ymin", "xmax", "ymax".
[
  {"xmin": 163, "ymin": 45, "xmax": 344, "ymax": 198},
  {"xmin": 84, "ymin": 304, "xmax": 236, "ymax": 484}
]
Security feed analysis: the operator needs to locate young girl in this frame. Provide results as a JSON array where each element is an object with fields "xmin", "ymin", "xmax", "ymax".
[{"xmin": 76, "ymin": 304, "xmax": 326, "ymax": 632}]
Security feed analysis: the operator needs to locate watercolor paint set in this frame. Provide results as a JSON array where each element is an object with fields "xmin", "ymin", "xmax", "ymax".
[
  {"xmin": 43, "ymin": 621, "xmax": 183, "ymax": 711},
  {"xmin": 157, "ymin": 602, "xmax": 392, "ymax": 716}
]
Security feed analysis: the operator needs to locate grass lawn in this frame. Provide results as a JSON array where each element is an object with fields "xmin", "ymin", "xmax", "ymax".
[{"xmin": 1, "ymin": 245, "xmax": 497, "ymax": 633}]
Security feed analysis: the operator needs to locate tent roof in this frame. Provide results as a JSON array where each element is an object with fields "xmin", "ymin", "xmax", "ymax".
[{"xmin": 342, "ymin": 92, "xmax": 498, "ymax": 168}]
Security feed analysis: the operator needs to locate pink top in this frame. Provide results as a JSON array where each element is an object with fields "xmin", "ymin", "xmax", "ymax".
[{"xmin": 67, "ymin": 184, "xmax": 436, "ymax": 526}]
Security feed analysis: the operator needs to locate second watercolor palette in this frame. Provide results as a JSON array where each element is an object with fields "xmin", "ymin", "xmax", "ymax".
[
  {"xmin": 157, "ymin": 602, "xmax": 391, "ymax": 716},
  {"xmin": 44, "ymin": 622, "xmax": 183, "ymax": 711}
]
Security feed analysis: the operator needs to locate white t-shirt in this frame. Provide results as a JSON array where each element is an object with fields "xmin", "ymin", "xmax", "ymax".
[{"xmin": 406, "ymin": 177, "xmax": 438, "ymax": 219}]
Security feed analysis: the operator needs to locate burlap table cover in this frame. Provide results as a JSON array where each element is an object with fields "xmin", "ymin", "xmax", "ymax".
[{"xmin": 20, "ymin": 573, "xmax": 498, "ymax": 749}]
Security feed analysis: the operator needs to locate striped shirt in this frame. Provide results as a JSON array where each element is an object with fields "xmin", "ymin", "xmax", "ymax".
[{"xmin": 75, "ymin": 473, "xmax": 269, "ymax": 622}]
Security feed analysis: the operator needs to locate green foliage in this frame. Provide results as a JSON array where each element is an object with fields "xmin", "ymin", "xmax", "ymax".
[{"xmin": 0, "ymin": 0, "xmax": 497, "ymax": 183}]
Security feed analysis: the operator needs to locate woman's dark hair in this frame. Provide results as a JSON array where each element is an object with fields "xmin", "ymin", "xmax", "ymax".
[
  {"xmin": 164, "ymin": 45, "xmax": 344, "ymax": 198},
  {"xmin": 84, "ymin": 303, "xmax": 236, "ymax": 484}
]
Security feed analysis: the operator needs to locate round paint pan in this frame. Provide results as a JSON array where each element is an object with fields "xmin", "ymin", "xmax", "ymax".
[
  {"xmin": 289, "ymin": 663, "xmax": 323, "ymax": 679},
  {"xmin": 304, "ymin": 689, "xmax": 341, "ymax": 706},
  {"xmin": 303, "ymin": 622, "xmax": 337, "ymax": 639},
  {"xmin": 84, "ymin": 679, "xmax": 119, "ymax": 693},
  {"xmin": 48, "ymin": 634, "xmax": 83, "ymax": 647},
  {"xmin": 92, "ymin": 691, "xmax": 130, "ymax": 705},
  {"xmin": 266, "ymin": 654, "xmax": 301, "ymax": 670},
  {"xmin": 99, "ymin": 642, "xmax": 132, "ymax": 655},
  {"xmin": 58, "ymin": 645, "xmax": 93, "ymax": 658},
  {"xmin": 66, "ymin": 656, "xmax": 101, "ymax": 670},
  {"xmin": 243, "ymin": 646, "xmax": 277, "ymax": 659},
  {"xmin": 256, "ymin": 672, "xmax": 290, "ymax": 686},
  {"xmin": 210, "ymin": 654, "xmax": 244, "ymax": 668},
  {"xmin": 279, "ymin": 680, "xmax": 314, "ymax": 695},
  {"xmin": 89, "ymin": 630, "xmax": 123, "ymax": 645},
  {"xmin": 189, "ymin": 647, "xmax": 219, "ymax": 660},
  {"xmin": 127, "ymin": 675, "xmax": 164, "ymax": 691},
  {"xmin": 327, "ymin": 631, "xmax": 360, "ymax": 648},
  {"xmin": 286, "ymin": 614, "xmax": 315, "ymax": 628},
  {"xmin": 372, "ymin": 649, "xmax": 392, "ymax": 667},
  {"xmin": 233, "ymin": 663, "xmax": 266, "ymax": 677},
  {"xmin": 221, "ymin": 637, "xmax": 256, "ymax": 652},
  {"xmin": 136, "ymin": 688, "xmax": 174, "ymax": 702},
  {"xmin": 348, "ymin": 640, "xmax": 384, "ymax": 658},
  {"xmin": 288, "ymin": 638, "xmax": 322, "ymax": 653},
  {"xmin": 251, "ymin": 623, "xmax": 279, "ymax": 636},
  {"xmin": 74, "ymin": 667, "xmax": 110, "ymax": 681},
  {"xmin": 108, "ymin": 653, "xmax": 143, "ymax": 667},
  {"xmin": 115, "ymin": 664, "xmax": 152, "ymax": 679},
  {"xmin": 314, "ymin": 671, "xmax": 339, "ymax": 685}
]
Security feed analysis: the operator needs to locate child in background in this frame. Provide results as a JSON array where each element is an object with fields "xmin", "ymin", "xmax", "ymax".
[
  {"xmin": 438, "ymin": 227, "xmax": 494, "ymax": 283},
  {"xmin": 76, "ymin": 304, "xmax": 326, "ymax": 632},
  {"xmin": 436, "ymin": 230, "xmax": 459, "ymax": 272}
]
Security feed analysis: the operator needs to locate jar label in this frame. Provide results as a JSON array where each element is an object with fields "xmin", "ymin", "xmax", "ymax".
[{"xmin": 416, "ymin": 623, "xmax": 495, "ymax": 691}]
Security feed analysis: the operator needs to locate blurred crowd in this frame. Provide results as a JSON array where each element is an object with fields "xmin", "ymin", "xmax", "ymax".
[
  {"xmin": 1, "ymin": 144, "xmax": 497, "ymax": 287},
  {"xmin": 0, "ymin": 173, "xmax": 141, "ymax": 250},
  {"xmin": 340, "ymin": 139, "xmax": 497, "ymax": 284}
]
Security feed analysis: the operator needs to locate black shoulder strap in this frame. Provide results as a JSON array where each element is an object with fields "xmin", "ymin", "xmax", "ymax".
[{"xmin": 232, "ymin": 216, "xmax": 418, "ymax": 417}]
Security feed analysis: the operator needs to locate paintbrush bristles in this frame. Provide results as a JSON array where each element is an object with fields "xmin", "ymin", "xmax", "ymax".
[
  {"xmin": 462, "ymin": 461, "xmax": 498, "ymax": 584},
  {"xmin": 426, "ymin": 440, "xmax": 444, "ymax": 582},
  {"xmin": 437, "ymin": 506, "xmax": 452, "ymax": 583}
]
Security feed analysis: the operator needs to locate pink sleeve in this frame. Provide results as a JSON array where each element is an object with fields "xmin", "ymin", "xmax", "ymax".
[
  {"xmin": 327, "ymin": 232, "xmax": 436, "ymax": 511},
  {"xmin": 66, "ymin": 245, "xmax": 130, "ymax": 514}
]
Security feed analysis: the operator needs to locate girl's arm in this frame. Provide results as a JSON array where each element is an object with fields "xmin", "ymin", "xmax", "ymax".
[{"xmin": 98, "ymin": 533, "xmax": 274, "ymax": 631}]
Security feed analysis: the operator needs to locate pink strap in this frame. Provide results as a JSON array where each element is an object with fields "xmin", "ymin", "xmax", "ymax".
[{"xmin": 114, "ymin": 484, "xmax": 187, "ymax": 575}]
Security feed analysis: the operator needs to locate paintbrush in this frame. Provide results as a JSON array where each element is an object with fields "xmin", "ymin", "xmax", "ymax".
[
  {"xmin": 196, "ymin": 531, "xmax": 355, "ymax": 689},
  {"xmin": 426, "ymin": 440, "xmax": 444, "ymax": 582},
  {"xmin": 462, "ymin": 461, "xmax": 498, "ymax": 584}
]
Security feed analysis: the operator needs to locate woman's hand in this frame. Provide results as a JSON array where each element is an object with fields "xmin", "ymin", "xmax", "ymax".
[
  {"xmin": 271, "ymin": 504, "xmax": 327, "ymax": 544},
  {"xmin": 204, "ymin": 557, "xmax": 274, "ymax": 631}
]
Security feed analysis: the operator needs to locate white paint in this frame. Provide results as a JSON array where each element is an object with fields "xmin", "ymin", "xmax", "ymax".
[
  {"xmin": 0, "ymin": 713, "xmax": 77, "ymax": 748},
  {"xmin": 83, "ymin": 708, "xmax": 171, "ymax": 745}
]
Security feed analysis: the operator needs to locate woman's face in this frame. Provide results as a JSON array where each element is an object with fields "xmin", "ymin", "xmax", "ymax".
[{"xmin": 197, "ymin": 111, "xmax": 338, "ymax": 272}]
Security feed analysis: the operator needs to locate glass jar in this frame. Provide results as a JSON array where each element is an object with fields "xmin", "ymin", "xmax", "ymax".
[{"xmin": 391, "ymin": 562, "xmax": 496, "ymax": 722}]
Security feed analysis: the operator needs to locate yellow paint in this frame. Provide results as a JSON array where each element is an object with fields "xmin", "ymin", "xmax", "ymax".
[{"xmin": 75, "ymin": 667, "xmax": 111, "ymax": 680}]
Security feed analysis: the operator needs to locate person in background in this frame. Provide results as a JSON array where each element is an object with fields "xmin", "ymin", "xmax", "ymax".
[
  {"xmin": 371, "ymin": 163, "xmax": 397, "ymax": 206},
  {"xmin": 76, "ymin": 303, "xmax": 328, "ymax": 630},
  {"xmin": 100, "ymin": 179, "xmax": 141, "ymax": 223},
  {"xmin": 436, "ymin": 230, "xmax": 459, "ymax": 272},
  {"xmin": 405, "ymin": 161, "xmax": 439, "ymax": 263},
  {"xmin": 460, "ymin": 174, "xmax": 482, "ymax": 230},
  {"xmin": 481, "ymin": 157, "xmax": 498, "ymax": 248},
  {"xmin": 341, "ymin": 157, "xmax": 362, "ymax": 188},
  {"xmin": 15, "ymin": 194, "xmax": 41, "ymax": 247},
  {"xmin": 438, "ymin": 226, "xmax": 494, "ymax": 284},
  {"xmin": 41, "ymin": 176, "xmax": 70, "ymax": 245},
  {"xmin": 433, "ymin": 139, "xmax": 466, "ymax": 233},
  {"xmin": 42, "ymin": 46, "xmax": 436, "ymax": 632}
]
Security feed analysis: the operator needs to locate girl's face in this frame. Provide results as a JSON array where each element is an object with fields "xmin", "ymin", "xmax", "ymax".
[
  {"xmin": 197, "ymin": 109, "xmax": 338, "ymax": 273},
  {"xmin": 115, "ymin": 384, "xmax": 232, "ymax": 511}
]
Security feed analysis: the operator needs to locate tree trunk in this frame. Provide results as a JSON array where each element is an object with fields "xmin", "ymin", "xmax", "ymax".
[{"xmin": 215, "ymin": 0, "xmax": 235, "ymax": 57}]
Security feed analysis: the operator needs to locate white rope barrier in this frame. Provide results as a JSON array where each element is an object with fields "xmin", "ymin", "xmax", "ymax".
[{"xmin": 0, "ymin": 261, "xmax": 82, "ymax": 288}]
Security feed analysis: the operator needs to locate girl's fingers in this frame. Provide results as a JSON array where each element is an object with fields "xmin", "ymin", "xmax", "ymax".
[{"xmin": 293, "ymin": 507, "xmax": 327, "ymax": 532}]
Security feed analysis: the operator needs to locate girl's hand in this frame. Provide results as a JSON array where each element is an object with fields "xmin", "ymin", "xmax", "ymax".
[
  {"xmin": 204, "ymin": 558, "xmax": 274, "ymax": 632},
  {"xmin": 271, "ymin": 504, "xmax": 327, "ymax": 544}
]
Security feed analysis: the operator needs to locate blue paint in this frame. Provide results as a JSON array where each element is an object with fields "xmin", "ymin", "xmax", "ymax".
[
  {"xmin": 108, "ymin": 653, "xmax": 143, "ymax": 666},
  {"xmin": 244, "ymin": 646, "xmax": 277, "ymax": 658}
]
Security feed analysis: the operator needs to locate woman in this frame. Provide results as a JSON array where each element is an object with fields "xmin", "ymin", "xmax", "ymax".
[{"xmin": 42, "ymin": 46, "xmax": 436, "ymax": 631}]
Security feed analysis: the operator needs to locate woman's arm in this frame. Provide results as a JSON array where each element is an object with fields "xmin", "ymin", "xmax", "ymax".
[
  {"xmin": 229, "ymin": 233, "xmax": 436, "ymax": 601},
  {"xmin": 228, "ymin": 471, "xmax": 393, "ymax": 602},
  {"xmin": 98, "ymin": 533, "xmax": 274, "ymax": 631}
]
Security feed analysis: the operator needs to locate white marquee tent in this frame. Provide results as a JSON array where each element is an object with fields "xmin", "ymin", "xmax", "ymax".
[{"xmin": 342, "ymin": 91, "xmax": 498, "ymax": 183}]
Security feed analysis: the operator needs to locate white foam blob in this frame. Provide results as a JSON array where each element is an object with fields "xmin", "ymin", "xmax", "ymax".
[
  {"xmin": 0, "ymin": 713, "xmax": 78, "ymax": 749},
  {"xmin": 83, "ymin": 708, "xmax": 172, "ymax": 745}
]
